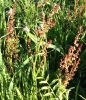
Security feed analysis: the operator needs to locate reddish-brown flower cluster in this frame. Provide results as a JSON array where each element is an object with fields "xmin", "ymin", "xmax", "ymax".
[
  {"xmin": 35, "ymin": 4, "xmax": 59, "ymax": 71},
  {"xmin": 35, "ymin": 4, "xmax": 60, "ymax": 38},
  {"xmin": 5, "ymin": 2, "xmax": 19, "ymax": 74},
  {"xmin": 27, "ymin": 38, "xmax": 32, "ymax": 53},
  {"xmin": 59, "ymin": 26, "xmax": 83, "ymax": 87}
]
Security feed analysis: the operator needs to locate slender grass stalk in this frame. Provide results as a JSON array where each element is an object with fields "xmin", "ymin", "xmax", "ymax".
[
  {"xmin": 0, "ymin": 0, "xmax": 6, "ymax": 33},
  {"xmin": 32, "ymin": 37, "xmax": 45, "ymax": 99},
  {"xmin": 75, "ymin": 80, "xmax": 80, "ymax": 100},
  {"xmin": 79, "ymin": 94, "xmax": 86, "ymax": 100},
  {"xmin": 74, "ymin": 0, "xmax": 76, "ymax": 9}
]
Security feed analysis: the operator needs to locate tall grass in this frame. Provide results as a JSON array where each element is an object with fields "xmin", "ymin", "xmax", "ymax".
[{"xmin": 0, "ymin": 0, "xmax": 86, "ymax": 100}]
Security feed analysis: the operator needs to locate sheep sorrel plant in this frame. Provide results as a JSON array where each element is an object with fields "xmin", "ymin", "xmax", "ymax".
[
  {"xmin": 31, "ymin": 3, "xmax": 60, "ymax": 99},
  {"xmin": 59, "ymin": 26, "xmax": 83, "ymax": 87},
  {"xmin": 5, "ymin": 1, "xmax": 19, "ymax": 75},
  {"xmin": 37, "ymin": 26, "xmax": 83, "ymax": 100}
]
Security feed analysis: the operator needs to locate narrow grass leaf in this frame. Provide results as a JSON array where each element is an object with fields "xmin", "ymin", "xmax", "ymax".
[
  {"xmin": 41, "ymin": 86, "xmax": 49, "ymax": 90},
  {"xmin": 50, "ymin": 79, "xmax": 58, "ymax": 86},
  {"xmin": 46, "ymin": 75, "xmax": 49, "ymax": 81},
  {"xmin": 53, "ymin": 84, "xmax": 58, "ymax": 91},
  {"xmin": 0, "ymin": 41, "xmax": 4, "ymax": 67},
  {"xmin": 9, "ymin": 79, "xmax": 14, "ymax": 91},
  {"xmin": 79, "ymin": 95, "xmax": 86, "ymax": 100},
  {"xmin": 39, "ymin": 81, "xmax": 47, "ymax": 84},
  {"xmin": 43, "ymin": 92, "xmax": 52, "ymax": 97},
  {"xmin": 15, "ymin": 87, "xmax": 23, "ymax": 100},
  {"xmin": 15, "ymin": 56, "xmax": 32, "ymax": 74},
  {"xmin": 37, "ymin": 77, "xmax": 43, "ymax": 79},
  {"xmin": 48, "ymin": 43, "xmax": 64, "ymax": 56},
  {"xmin": 75, "ymin": 81, "xmax": 80, "ymax": 100},
  {"xmin": 27, "ymin": 32, "xmax": 37, "ymax": 43}
]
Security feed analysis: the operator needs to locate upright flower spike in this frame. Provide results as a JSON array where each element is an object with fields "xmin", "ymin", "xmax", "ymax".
[
  {"xmin": 35, "ymin": 3, "xmax": 60, "ymax": 38},
  {"xmin": 5, "ymin": 1, "xmax": 19, "ymax": 75},
  {"xmin": 34, "ymin": 4, "xmax": 60, "ymax": 75},
  {"xmin": 59, "ymin": 26, "xmax": 83, "ymax": 87}
]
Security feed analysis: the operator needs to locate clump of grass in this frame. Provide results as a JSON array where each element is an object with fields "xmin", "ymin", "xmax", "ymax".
[{"xmin": 0, "ymin": 0, "xmax": 86, "ymax": 100}]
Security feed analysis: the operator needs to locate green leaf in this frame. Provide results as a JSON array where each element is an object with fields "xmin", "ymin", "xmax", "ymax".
[
  {"xmin": 48, "ymin": 43, "xmax": 64, "ymax": 56},
  {"xmin": 9, "ymin": 78, "xmax": 14, "ymax": 91},
  {"xmin": 0, "ymin": 42, "xmax": 4, "ymax": 67},
  {"xmin": 46, "ymin": 75, "xmax": 49, "ymax": 81},
  {"xmin": 41, "ymin": 86, "xmax": 50, "ymax": 90},
  {"xmin": 80, "ymin": 49, "xmax": 86, "ymax": 59},
  {"xmin": 15, "ymin": 87, "xmax": 23, "ymax": 100},
  {"xmin": 53, "ymin": 84, "xmax": 58, "ymax": 91},
  {"xmin": 37, "ymin": 77, "xmax": 43, "ymax": 79},
  {"xmin": 75, "ymin": 81, "xmax": 80, "ymax": 100},
  {"xmin": 79, "ymin": 95, "xmax": 86, "ymax": 100},
  {"xmin": 39, "ymin": 81, "xmax": 47, "ymax": 84},
  {"xmin": 14, "ymin": 56, "xmax": 32, "ymax": 74},
  {"xmin": 50, "ymin": 79, "xmax": 58, "ymax": 86},
  {"xmin": 27, "ymin": 32, "xmax": 38, "ymax": 43},
  {"xmin": 43, "ymin": 92, "xmax": 53, "ymax": 97},
  {"xmin": 26, "ymin": 32, "xmax": 64, "ymax": 55}
]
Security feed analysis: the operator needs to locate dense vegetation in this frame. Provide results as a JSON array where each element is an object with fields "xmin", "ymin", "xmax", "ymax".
[{"xmin": 0, "ymin": 0, "xmax": 86, "ymax": 100}]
